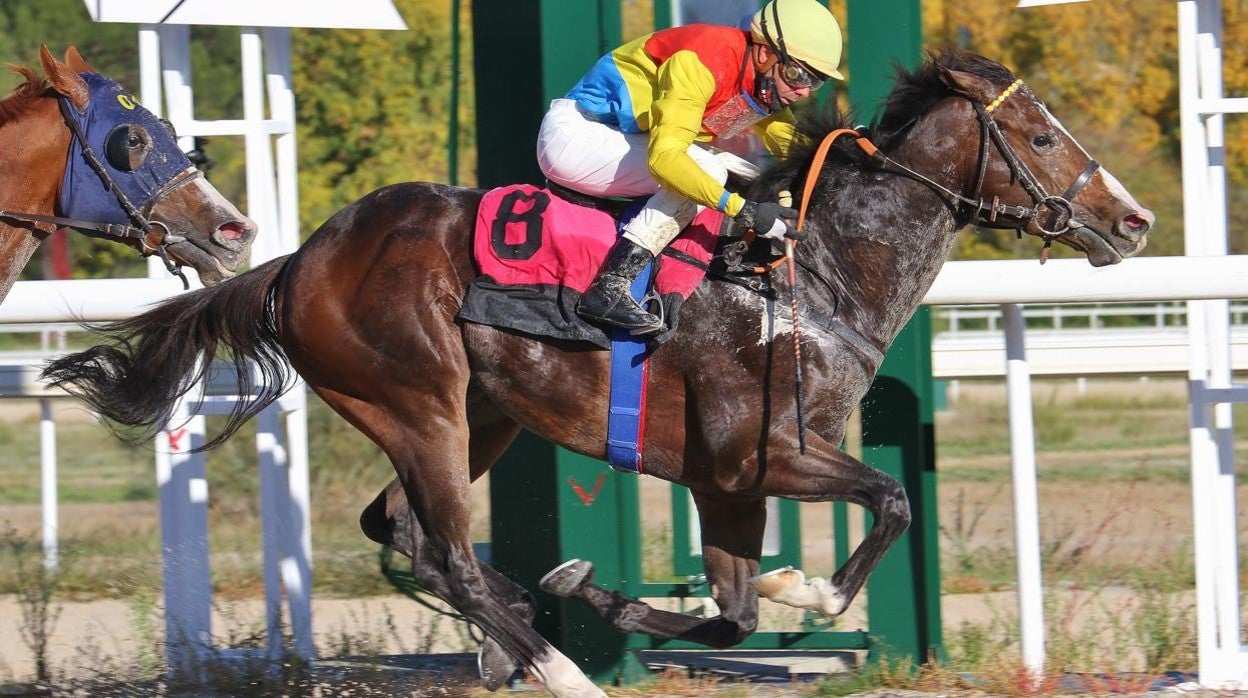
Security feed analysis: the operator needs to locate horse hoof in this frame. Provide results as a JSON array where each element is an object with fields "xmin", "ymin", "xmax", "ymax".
[
  {"xmin": 748, "ymin": 565, "xmax": 801, "ymax": 598},
  {"xmin": 539, "ymin": 559, "xmax": 594, "ymax": 597},
  {"xmin": 478, "ymin": 637, "xmax": 518, "ymax": 691}
]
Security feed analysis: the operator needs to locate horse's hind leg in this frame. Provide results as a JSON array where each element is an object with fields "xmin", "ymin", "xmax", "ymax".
[
  {"xmin": 360, "ymin": 401, "xmax": 532, "ymax": 690},
  {"xmin": 542, "ymin": 494, "xmax": 764, "ymax": 648},
  {"xmin": 319, "ymin": 387, "xmax": 601, "ymax": 698},
  {"xmin": 360, "ymin": 481, "xmax": 534, "ymax": 690}
]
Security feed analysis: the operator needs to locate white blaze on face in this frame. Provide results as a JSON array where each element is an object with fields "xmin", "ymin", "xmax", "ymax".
[{"xmin": 1039, "ymin": 104, "xmax": 1143, "ymax": 210}]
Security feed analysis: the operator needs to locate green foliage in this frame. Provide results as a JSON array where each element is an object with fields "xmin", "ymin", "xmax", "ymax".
[{"xmin": 292, "ymin": 0, "xmax": 476, "ymax": 237}]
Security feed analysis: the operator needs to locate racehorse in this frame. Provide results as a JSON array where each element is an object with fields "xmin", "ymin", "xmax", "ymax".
[
  {"xmin": 43, "ymin": 49, "xmax": 1151, "ymax": 697},
  {"xmin": 0, "ymin": 45, "xmax": 254, "ymax": 303}
]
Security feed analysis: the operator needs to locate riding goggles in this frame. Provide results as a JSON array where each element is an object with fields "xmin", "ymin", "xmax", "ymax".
[{"xmin": 779, "ymin": 59, "xmax": 825, "ymax": 90}]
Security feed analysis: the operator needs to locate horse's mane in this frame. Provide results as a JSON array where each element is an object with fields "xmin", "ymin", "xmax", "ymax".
[
  {"xmin": 749, "ymin": 47, "xmax": 1016, "ymax": 201},
  {"xmin": 0, "ymin": 66, "xmax": 49, "ymax": 125},
  {"xmin": 872, "ymin": 47, "xmax": 1015, "ymax": 146}
]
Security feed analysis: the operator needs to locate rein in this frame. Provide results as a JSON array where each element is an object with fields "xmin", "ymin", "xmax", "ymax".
[{"xmin": 0, "ymin": 95, "xmax": 195, "ymax": 289}]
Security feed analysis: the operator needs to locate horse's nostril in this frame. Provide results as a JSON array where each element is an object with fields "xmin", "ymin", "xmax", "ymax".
[
  {"xmin": 1122, "ymin": 214, "xmax": 1150, "ymax": 234},
  {"xmin": 217, "ymin": 221, "xmax": 250, "ymax": 241}
]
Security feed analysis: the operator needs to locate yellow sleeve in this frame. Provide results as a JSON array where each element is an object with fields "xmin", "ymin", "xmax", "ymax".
[
  {"xmin": 646, "ymin": 50, "xmax": 745, "ymax": 216},
  {"xmin": 754, "ymin": 109, "xmax": 799, "ymax": 159}
]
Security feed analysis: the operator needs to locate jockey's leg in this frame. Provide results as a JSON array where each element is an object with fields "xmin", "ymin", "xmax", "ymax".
[
  {"xmin": 578, "ymin": 146, "xmax": 728, "ymax": 335},
  {"xmin": 573, "ymin": 236, "xmax": 666, "ymax": 334}
]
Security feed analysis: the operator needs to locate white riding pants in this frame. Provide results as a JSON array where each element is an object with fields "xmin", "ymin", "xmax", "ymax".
[{"xmin": 536, "ymin": 98, "xmax": 728, "ymax": 256}]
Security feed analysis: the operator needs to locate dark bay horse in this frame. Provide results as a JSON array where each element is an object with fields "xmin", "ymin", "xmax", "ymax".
[
  {"xmin": 44, "ymin": 50, "xmax": 1151, "ymax": 697},
  {"xmin": 0, "ymin": 46, "xmax": 255, "ymax": 302}
]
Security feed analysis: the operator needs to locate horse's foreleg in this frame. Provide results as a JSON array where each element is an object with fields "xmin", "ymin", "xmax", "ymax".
[
  {"xmin": 541, "ymin": 494, "xmax": 763, "ymax": 648},
  {"xmin": 753, "ymin": 441, "xmax": 911, "ymax": 618}
]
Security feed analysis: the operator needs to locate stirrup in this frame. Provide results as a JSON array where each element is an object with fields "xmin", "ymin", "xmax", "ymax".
[{"xmin": 638, "ymin": 289, "xmax": 665, "ymax": 330}]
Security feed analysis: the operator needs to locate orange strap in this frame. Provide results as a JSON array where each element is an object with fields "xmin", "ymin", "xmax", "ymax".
[
  {"xmin": 795, "ymin": 128, "xmax": 877, "ymax": 231},
  {"xmin": 745, "ymin": 128, "xmax": 881, "ymax": 273}
]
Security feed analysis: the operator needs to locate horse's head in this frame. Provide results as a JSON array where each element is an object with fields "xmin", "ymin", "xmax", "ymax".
[
  {"xmin": 927, "ymin": 51, "xmax": 1153, "ymax": 267},
  {"xmin": 39, "ymin": 45, "xmax": 256, "ymax": 284}
]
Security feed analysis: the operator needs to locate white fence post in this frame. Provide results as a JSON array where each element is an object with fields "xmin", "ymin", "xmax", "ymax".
[
  {"xmin": 1002, "ymin": 304, "xmax": 1045, "ymax": 682},
  {"xmin": 1178, "ymin": 0, "xmax": 1247, "ymax": 688},
  {"xmin": 39, "ymin": 398, "xmax": 57, "ymax": 571},
  {"xmin": 156, "ymin": 392, "xmax": 212, "ymax": 677}
]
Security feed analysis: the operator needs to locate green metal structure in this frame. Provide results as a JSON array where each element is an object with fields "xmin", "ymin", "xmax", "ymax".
[
  {"xmin": 846, "ymin": 0, "xmax": 944, "ymax": 664},
  {"xmin": 474, "ymin": 0, "xmax": 939, "ymax": 684}
]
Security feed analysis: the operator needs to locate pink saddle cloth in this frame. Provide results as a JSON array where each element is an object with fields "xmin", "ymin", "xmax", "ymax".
[{"xmin": 457, "ymin": 184, "xmax": 724, "ymax": 348}]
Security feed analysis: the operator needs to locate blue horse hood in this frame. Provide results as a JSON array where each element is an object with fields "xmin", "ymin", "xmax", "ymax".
[{"xmin": 59, "ymin": 72, "xmax": 192, "ymax": 226}]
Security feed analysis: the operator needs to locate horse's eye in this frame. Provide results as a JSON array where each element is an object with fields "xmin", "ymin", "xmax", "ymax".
[
  {"xmin": 1032, "ymin": 133, "xmax": 1056, "ymax": 149},
  {"xmin": 104, "ymin": 124, "xmax": 152, "ymax": 171}
]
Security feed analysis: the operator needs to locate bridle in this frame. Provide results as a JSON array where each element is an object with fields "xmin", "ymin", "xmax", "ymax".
[
  {"xmin": 0, "ymin": 95, "xmax": 198, "ymax": 288},
  {"xmin": 849, "ymin": 78, "xmax": 1101, "ymax": 261},
  {"xmin": 722, "ymin": 75, "xmax": 1105, "ymax": 450}
]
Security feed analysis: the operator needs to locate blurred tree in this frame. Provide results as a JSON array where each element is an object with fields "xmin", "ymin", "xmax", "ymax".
[{"xmin": 292, "ymin": 0, "xmax": 475, "ymax": 237}]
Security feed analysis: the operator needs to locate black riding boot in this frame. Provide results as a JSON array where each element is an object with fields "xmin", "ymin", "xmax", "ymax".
[{"xmin": 576, "ymin": 237, "xmax": 664, "ymax": 335}]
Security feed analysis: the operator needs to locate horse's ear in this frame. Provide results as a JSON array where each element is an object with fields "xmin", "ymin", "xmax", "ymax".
[
  {"xmin": 64, "ymin": 45, "xmax": 96, "ymax": 74},
  {"xmin": 40, "ymin": 44, "xmax": 89, "ymax": 109},
  {"xmin": 937, "ymin": 65, "xmax": 997, "ymax": 105}
]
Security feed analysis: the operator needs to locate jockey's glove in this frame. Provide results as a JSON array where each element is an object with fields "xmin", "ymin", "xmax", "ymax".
[{"xmin": 736, "ymin": 201, "xmax": 806, "ymax": 241}]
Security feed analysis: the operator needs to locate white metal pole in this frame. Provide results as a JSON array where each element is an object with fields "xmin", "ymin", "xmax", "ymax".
[
  {"xmin": 281, "ymin": 386, "xmax": 314, "ymax": 658},
  {"xmin": 138, "ymin": 27, "xmax": 162, "ymax": 111},
  {"xmin": 256, "ymin": 405, "xmax": 286, "ymax": 660},
  {"xmin": 241, "ymin": 29, "xmax": 281, "ymax": 266},
  {"xmin": 158, "ymin": 24, "xmax": 196, "ymax": 154},
  {"xmin": 1193, "ymin": 0, "xmax": 1243, "ymax": 663},
  {"xmin": 1003, "ymin": 303, "xmax": 1045, "ymax": 681},
  {"xmin": 156, "ymin": 393, "xmax": 213, "ymax": 678},
  {"xmin": 39, "ymin": 398, "xmax": 57, "ymax": 571},
  {"xmin": 1179, "ymin": 0, "xmax": 1227, "ymax": 685},
  {"xmin": 262, "ymin": 27, "xmax": 301, "ymax": 253}
]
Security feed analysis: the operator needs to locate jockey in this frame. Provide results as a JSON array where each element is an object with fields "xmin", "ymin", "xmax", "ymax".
[{"xmin": 536, "ymin": 0, "xmax": 844, "ymax": 336}]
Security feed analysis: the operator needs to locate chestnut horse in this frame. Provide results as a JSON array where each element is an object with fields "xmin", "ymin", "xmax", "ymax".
[
  {"xmin": 44, "ymin": 50, "xmax": 1151, "ymax": 696},
  {"xmin": 0, "ymin": 46, "xmax": 254, "ymax": 302}
]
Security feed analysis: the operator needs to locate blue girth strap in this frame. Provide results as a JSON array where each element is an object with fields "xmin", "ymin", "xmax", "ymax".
[
  {"xmin": 605, "ymin": 203, "xmax": 653, "ymax": 474},
  {"xmin": 605, "ymin": 255, "xmax": 653, "ymax": 473}
]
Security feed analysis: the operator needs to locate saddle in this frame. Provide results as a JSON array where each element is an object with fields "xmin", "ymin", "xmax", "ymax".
[{"xmin": 457, "ymin": 183, "xmax": 780, "ymax": 348}]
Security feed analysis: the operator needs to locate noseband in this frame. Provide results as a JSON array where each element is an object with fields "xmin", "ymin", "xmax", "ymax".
[{"xmin": 0, "ymin": 96, "xmax": 196, "ymax": 288}]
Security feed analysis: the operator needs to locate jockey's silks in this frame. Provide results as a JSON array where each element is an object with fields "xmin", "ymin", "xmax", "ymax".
[{"xmin": 565, "ymin": 25, "xmax": 797, "ymax": 217}]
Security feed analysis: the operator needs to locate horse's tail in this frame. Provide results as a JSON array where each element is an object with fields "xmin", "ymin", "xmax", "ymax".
[{"xmin": 42, "ymin": 255, "xmax": 293, "ymax": 451}]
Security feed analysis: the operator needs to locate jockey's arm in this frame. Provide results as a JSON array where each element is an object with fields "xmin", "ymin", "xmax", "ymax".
[
  {"xmin": 646, "ymin": 51, "xmax": 747, "ymax": 217},
  {"xmin": 754, "ymin": 110, "xmax": 798, "ymax": 160}
]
